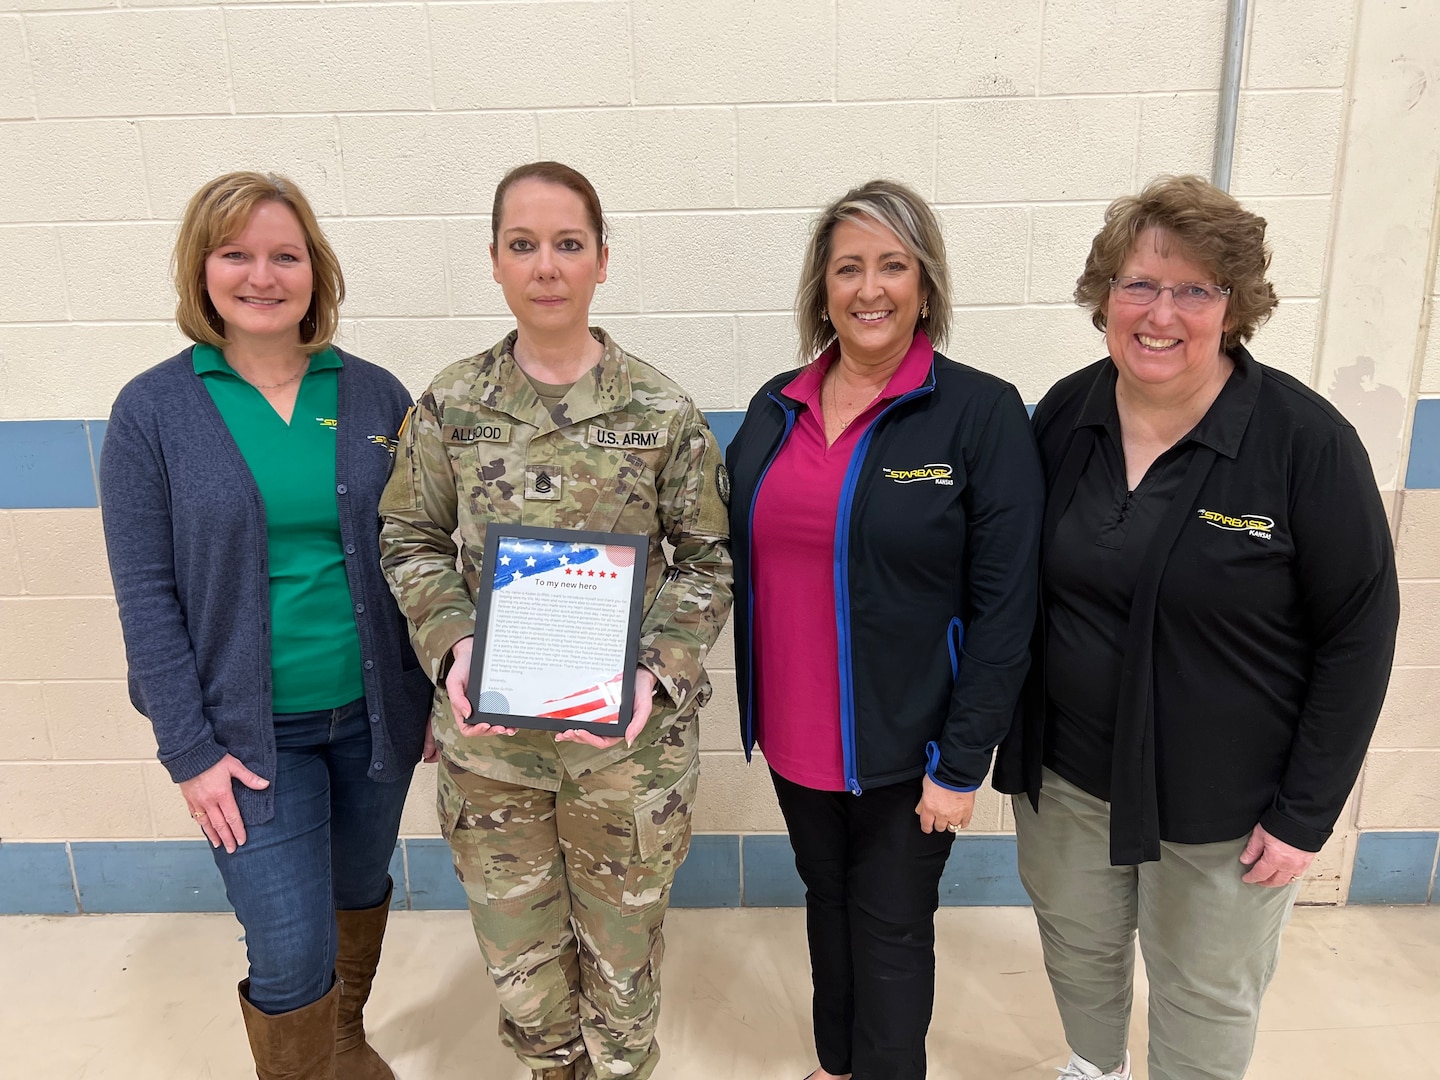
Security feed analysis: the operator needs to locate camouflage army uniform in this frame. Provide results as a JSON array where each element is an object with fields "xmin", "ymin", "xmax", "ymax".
[{"xmin": 379, "ymin": 328, "xmax": 733, "ymax": 1080}]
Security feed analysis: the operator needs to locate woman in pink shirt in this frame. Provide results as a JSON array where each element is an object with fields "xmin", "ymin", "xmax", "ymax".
[{"xmin": 725, "ymin": 180, "xmax": 1044, "ymax": 1080}]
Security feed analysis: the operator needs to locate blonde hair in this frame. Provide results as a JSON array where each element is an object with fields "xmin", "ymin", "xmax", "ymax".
[
  {"xmin": 172, "ymin": 172, "xmax": 343, "ymax": 353},
  {"xmin": 795, "ymin": 179, "xmax": 951, "ymax": 363},
  {"xmin": 1075, "ymin": 175, "xmax": 1277, "ymax": 351}
]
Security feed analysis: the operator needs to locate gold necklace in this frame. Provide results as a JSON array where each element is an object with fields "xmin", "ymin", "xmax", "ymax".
[
  {"xmin": 244, "ymin": 359, "xmax": 310, "ymax": 391},
  {"xmin": 825, "ymin": 375, "xmax": 883, "ymax": 431}
]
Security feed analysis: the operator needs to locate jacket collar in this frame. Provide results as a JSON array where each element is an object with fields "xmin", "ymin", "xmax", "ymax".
[{"xmin": 777, "ymin": 329, "xmax": 937, "ymax": 409}]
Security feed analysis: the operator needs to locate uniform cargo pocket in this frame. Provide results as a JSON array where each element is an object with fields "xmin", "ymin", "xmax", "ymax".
[
  {"xmin": 623, "ymin": 754, "xmax": 700, "ymax": 911},
  {"xmin": 437, "ymin": 763, "xmax": 564, "ymax": 917}
]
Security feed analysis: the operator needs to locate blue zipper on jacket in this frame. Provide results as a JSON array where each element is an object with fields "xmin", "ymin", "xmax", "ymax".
[
  {"xmin": 742, "ymin": 391, "xmax": 798, "ymax": 760},
  {"xmin": 833, "ymin": 381, "xmax": 935, "ymax": 794}
]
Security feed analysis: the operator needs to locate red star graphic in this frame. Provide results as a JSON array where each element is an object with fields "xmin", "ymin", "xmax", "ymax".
[
  {"xmin": 587, "ymin": 570, "xmax": 595, "ymax": 577},
  {"xmin": 564, "ymin": 568, "xmax": 571, "ymax": 575},
  {"xmin": 610, "ymin": 572, "xmax": 618, "ymax": 579}
]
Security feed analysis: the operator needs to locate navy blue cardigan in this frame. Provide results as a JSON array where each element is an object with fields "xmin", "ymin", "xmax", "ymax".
[{"xmin": 99, "ymin": 347, "xmax": 432, "ymax": 824}]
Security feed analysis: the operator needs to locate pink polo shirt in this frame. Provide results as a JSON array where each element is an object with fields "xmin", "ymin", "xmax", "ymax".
[{"xmin": 752, "ymin": 331, "xmax": 934, "ymax": 790}]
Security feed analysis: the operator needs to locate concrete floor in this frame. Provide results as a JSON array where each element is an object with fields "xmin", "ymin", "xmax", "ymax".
[{"xmin": 3, "ymin": 905, "xmax": 1438, "ymax": 1077}]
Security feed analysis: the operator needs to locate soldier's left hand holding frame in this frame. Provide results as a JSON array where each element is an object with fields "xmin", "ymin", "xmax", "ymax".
[{"xmin": 444, "ymin": 524, "xmax": 655, "ymax": 748}]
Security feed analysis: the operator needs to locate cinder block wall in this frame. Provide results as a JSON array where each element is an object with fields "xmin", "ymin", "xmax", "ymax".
[{"xmin": 2, "ymin": 0, "xmax": 1437, "ymax": 912}]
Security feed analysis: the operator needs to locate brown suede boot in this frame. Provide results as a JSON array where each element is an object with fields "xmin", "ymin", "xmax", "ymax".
[
  {"xmin": 238, "ymin": 979, "xmax": 339, "ymax": 1080},
  {"xmin": 334, "ymin": 879, "xmax": 396, "ymax": 1079}
]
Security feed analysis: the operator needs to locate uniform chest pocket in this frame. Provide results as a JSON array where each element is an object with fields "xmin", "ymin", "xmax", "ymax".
[
  {"xmin": 579, "ymin": 450, "xmax": 662, "ymax": 533},
  {"xmin": 447, "ymin": 443, "xmax": 519, "ymax": 522}
]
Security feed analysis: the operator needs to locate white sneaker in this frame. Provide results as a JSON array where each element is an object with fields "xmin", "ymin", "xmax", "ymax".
[{"xmin": 1056, "ymin": 1050, "xmax": 1130, "ymax": 1080}]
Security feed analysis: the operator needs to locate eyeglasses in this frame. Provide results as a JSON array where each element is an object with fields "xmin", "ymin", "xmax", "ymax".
[{"xmin": 1109, "ymin": 276, "xmax": 1231, "ymax": 311}]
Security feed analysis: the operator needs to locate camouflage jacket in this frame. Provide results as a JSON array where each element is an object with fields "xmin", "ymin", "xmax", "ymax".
[{"xmin": 379, "ymin": 328, "xmax": 734, "ymax": 787}]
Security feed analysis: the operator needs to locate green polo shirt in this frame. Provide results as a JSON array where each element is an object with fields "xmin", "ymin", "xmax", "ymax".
[{"xmin": 194, "ymin": 344, "xmax": 364, "ymax": 713}]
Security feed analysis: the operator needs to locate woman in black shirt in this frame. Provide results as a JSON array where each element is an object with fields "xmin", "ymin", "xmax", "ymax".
[{"xmin": 995, "ymin": 175, "xmax": 1399, "ymax": 1080}]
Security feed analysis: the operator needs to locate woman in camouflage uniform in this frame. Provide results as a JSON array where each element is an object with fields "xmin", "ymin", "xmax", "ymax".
[{"xmin": 378, "ymin": 161, "xmax": 733, "ymax": 1080}]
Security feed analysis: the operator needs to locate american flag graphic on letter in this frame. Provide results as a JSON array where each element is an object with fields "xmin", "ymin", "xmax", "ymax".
[
  {"xmin": 536, "ymin": 674, "xmax": 624, "ymax": 725},
  {"xmin": 493, "ymin": 537, "xmax": 601, "ymax": 588}
]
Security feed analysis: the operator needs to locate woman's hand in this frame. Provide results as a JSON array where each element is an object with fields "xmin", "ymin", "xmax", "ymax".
[
  {"xmin": 181, "ymin": 755, "xmax": 270, "ymax": 853},
  {"xmin": 448, "ymin": 636, "xmax": 519, "ymax": 737},
  {"xmin": 915, "ymin": 775, "xmax": 976, "ymax": 834},
  {"xmin": 554, "ymin": 667, "xmax": 657, "ymax": 749},
  {"xmin": 422, "ymin": 717, "xmax": 439, "ymax": 763},
  {"xmin": 1240, "ymin": 823, "xmax": 1316, "ymax": 887}
]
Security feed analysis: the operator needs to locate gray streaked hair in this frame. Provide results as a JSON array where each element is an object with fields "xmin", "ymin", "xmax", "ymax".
[{"xmin": 794, "ymin": 179, "xmax": 951, "ymax": 363}]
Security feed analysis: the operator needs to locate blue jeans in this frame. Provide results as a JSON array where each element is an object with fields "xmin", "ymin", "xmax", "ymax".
[{"xmin": 212, "ymin": 698, "xmax": 413, "ymax": 1014}]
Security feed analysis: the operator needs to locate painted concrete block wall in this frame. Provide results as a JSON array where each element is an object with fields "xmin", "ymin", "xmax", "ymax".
[{"xmin": 1, "ymin": 0, "xmax": 1437, "ymax": 909}]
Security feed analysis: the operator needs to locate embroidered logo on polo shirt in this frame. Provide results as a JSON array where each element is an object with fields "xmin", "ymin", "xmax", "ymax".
[
  {"xmin": 881, "ymin": 463, "xmax": 954, "ymax": 487},
  {"xmin": 315, "ymin": 417, "xmax": 338, "ymax": 430},
  {"xmin": 368, "ymin": 434, "xmax": 398, "ymax": 454},
  {"xmin": 1196, "ymin": 508, "xmax": 1274, "ymax": 541}
]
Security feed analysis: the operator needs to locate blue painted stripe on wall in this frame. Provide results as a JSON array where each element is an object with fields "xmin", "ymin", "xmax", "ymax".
[
  {"xmin": 87, "ymin": 418, "xmax": 108, "ymax": 483},
  {"xmin": 702, "ymin": 410, "xmax": 744, "ymax": 457},
  {"xmin": 4, "ymin": 397, "xmax": 1440, "ymax": 509},
  {"xmin": 6, "ymin": 832, "xmax": 1439, "ymax": 912},
  {"xmin": 73, "ymin": 840, "xmax": 231, "ymax": 913},
  {"xmin": 404, "ymin": 838, "xmax": 468, "ymax": 911},
  {"xmin": 740, "ymin": 835, "xmax": 805, "ymax": 907},
  {"xmin": 939, "ymin": 837, "xmax": 1032, "ymax": 906},
  {"xmin": 387, "ymin": 845, "xmax": 408, "ymax": 910},
  {"xmin": 672, "ymin": 834, "xmax": 741, "ymax": 908},
  {"xmin": 0, "ymin": 420, "xmax": 98, "ymax": 509},
  {"xmin": 1348, "ymin": 831, "xmax": 1439, "ymax": 905},
  {"xmin": 0, "ymin": 415, "xmax": 753, "ymax": 510},
  {"xmin": 1406, "ymin": 399, "xmax": 1440, "ymax": 488},
  {"xmin": 0, "ymin": 842, "xmax": 78, "ymax": 915}
]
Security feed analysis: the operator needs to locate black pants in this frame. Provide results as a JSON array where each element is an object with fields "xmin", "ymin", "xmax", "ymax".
[{"xmin": 771, "ymin": 769, "xmax": 955, "ymax": 1080}]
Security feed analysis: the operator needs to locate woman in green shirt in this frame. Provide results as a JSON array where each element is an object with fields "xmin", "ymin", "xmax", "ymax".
[{"xmin": 100, "ymin": 172, "xmax": 431, "ymax": 1079}]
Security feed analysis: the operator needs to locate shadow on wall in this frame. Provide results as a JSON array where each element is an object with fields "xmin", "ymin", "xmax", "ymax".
[{"xmin": 1329, "ymin": 356, "xmax": 1406, "ymax": 487}]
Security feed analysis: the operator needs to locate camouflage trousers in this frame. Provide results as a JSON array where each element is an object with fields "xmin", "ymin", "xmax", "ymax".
[{"xmin": 437, "ymin": 717, "xmax": 699, "ymax": 1080}]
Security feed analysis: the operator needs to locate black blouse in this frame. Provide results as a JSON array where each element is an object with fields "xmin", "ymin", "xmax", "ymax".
[{"xmin": 995, "ymin": 348, "xmax": 1400, "ymax": 865}]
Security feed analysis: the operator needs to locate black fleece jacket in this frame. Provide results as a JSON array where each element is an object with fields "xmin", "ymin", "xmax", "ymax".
[{"xmin": 727, "ymin": 349, "xmax": 1044, "ymax": 793}]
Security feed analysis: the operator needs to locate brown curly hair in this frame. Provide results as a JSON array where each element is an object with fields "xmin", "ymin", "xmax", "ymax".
[{"xmin": 1075, "ymin": 175, "xmax": 1277, "ymax": 352}]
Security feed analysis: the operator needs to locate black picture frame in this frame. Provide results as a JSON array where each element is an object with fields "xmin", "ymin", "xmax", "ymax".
[{"xmin": 465, "ymin": 523, "xmax": 649, "ymax": 735}]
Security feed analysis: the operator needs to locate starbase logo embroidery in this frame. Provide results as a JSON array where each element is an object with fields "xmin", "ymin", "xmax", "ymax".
[
  {"xmin": 882, "ymin": 463, "xmax": 954, "ymax": 486},
  {"xmin": 1197, "ymin": 508, "xmax": 1274, "ymax": 541}
]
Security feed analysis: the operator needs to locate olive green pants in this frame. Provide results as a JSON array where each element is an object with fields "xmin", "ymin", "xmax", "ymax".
[
  {"xmin": 1014, "ymin": 768, "xmax": 1299, "ymax": 1080},
  {"xmin": 438, "ymin": 732, "xmax": 698, "ymax": 1080}
]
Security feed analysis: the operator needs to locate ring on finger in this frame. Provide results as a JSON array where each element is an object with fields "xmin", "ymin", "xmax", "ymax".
[
  {"xmin": 946, "ymin": 823, "xmax": 961, "ymax": 833},
  {"xmin": 192, "ymin": 811, "xmax": 207, "ymax": 821}
]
